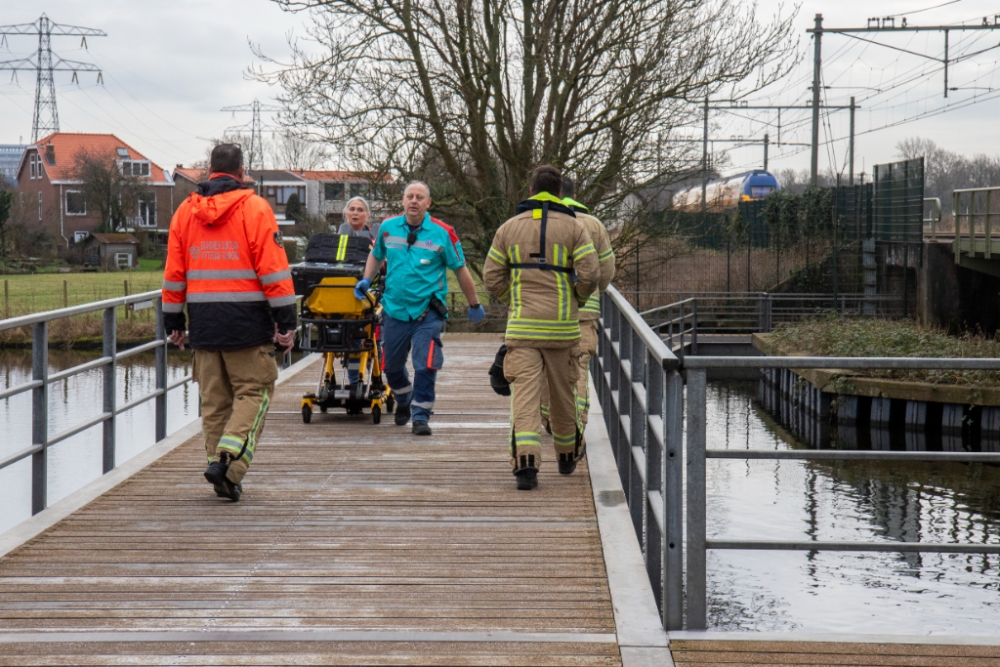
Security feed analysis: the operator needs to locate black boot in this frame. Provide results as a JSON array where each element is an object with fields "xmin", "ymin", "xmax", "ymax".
[
  {"xmin": 204, "ymin": 454, "xmax": 242, "ymax": 502},
  {"xmin": 394, "ymin": 403, "xmax": 411, "ymax": 426},
  {"xmin": 515, "ymin": 468, "xmax": 538, "ymax": 490},
  {"xmin": 558, "ymin": 453, "xmax": 577, "ymax": 475},
  {"xmin": 412, "ymin": 420, "xmax": 432, "ymax": 436}
]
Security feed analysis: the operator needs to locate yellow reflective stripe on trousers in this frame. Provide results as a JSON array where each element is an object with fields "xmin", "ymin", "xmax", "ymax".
[
  {"xmin": 215, "ymin": 387, "xmax": 270, "ymax": 464},
  {"xmin": 552, "ymin": 432, "xmax": 576, "ymax": 447}
]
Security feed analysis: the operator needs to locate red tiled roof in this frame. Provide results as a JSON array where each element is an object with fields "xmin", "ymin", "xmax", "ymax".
[
  {"xmin": 88, "ymin": 233, "xmax": 140, "ymax": 244},
  {"xmin": 293, "ymin": 170, "xmax": 391, "ymax": 182},
  {"xmin": 22, "ymin": 133, "xmax": 171, "ymax": 184},
  {"xmin": 173, "ymin": 167, "xmax": 207, "ymax": 183}
]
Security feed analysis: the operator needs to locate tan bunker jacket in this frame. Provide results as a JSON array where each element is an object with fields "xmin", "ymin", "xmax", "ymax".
[{"xmin": 484, "ymin": 192, "xmax": 600, "ymax": 347}]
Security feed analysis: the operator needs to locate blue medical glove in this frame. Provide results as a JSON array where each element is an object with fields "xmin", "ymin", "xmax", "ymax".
[
  {"xmin": 354, "ymin": 277, "xmax": 372, "ymax": 300},
  {"xmin": 468, "ymin": 304, "xmax": 486, "ymax": 323}
]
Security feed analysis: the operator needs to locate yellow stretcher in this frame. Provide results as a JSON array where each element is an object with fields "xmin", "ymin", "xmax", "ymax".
[{"xmin": 295, "ymin": 274, "xmax": 393, "ymax": 424}]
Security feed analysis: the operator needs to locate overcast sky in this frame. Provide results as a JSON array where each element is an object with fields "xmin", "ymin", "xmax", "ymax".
[{"xmin": 1, "ymin": 0, "xmax": 999, "ymax": 180}]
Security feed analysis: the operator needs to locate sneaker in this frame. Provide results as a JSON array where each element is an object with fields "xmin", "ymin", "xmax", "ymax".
[
  {"xmin": 412, "ymin": 420, "xmax": 432, "ymax": 436},
  {"xmin": 515, "ymin": 468, "xmax": 538, "ymax": 490},
  {"xmin": 394, "ymin": 404, "xmax": 411, "ymax": 426}
]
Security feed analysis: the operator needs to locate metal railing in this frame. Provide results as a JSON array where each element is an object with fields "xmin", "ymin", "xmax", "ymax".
[
  {"xmin": 637, "ymin": 292, "xmax": 903, "ymax": 339},
  {"xmin": 0, "ymin": 291, "xmax": 190, "ymax": 515},
  {"xmin": 953, "ymin": 185, "xmax": 1000, "ymax": 259},
  {"xmin": 595, "ymin": 288, "xmax": 1000, "ymax": 632},
  {"xmin": 596, "ymin": 286, "xmax": 684, "ymax": 630}
]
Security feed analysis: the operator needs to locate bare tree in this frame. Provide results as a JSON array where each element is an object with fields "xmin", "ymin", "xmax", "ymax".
[
  {"xmin": 70, "ymin": 148, "xmax": 144, "ymax": 233},
  {"xmin": 254, "ymin": 0, "xmax": 799, "ymax": 273},
  {"xmin": 896, "ymin": 137, "xmax": 1000, "ymax": 215},
  {"xmin": 269, "ymin": 132, "xmax": 330, "ymax": 171}
]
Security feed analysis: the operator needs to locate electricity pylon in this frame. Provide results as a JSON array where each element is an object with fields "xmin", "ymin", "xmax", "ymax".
[
  {"xmin": 0, "ymin": 14, "xmax": 107, "ymax": 142},
  {"xmin": 221, "ymin": 100, "xmax": 282, "ymax": 174}
]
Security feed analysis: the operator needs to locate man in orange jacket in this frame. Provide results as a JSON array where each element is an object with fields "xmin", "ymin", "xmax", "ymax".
[{"xmin": 162, "ymin": 144, "xmax": 296, "ymax": 502}]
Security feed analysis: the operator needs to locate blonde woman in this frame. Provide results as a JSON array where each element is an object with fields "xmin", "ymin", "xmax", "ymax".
[{"xmin": 338, "ymin": 196, "xmax": 380, "ymax": 240}]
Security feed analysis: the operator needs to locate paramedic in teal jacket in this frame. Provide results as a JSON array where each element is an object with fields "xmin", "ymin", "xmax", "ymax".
[{"xmin": 354, "ymin": 181, "xmax": 486, "ymax": 436}]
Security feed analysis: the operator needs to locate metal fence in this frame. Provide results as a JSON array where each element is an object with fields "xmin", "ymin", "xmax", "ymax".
[
  {"xmin": 595, "ymin": 287, "xmax": 1000, "ymax": 632},
  {"xmin": 637, "ymin": 291, "xmax": 904, "ymax": 338},
  {"xmin": 953, "ymin": 185, "xmax": 1000, "ymax": 259},
  {"xmin": 0, "ymin": 291, "xmax": 187, "ymax": 515},
  {"xmin": 874, "ymin": 157, "xmax": 925, "ymax": 243}
]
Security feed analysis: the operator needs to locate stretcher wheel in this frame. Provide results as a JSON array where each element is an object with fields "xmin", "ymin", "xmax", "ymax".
[
  {"xmin": 385, "ymin": 396, "xmax": 395, "ymax": 414},
  {"xmin": 320, "ymin": 405, "xmax": 328, "ymax": 413},
  {"xmin": 302, "ymin": 405, "xmax": 312, "ymax": 424},
  {"xmin": 372, "ymin": 406, "xmax": 382, "ymax": 424}
]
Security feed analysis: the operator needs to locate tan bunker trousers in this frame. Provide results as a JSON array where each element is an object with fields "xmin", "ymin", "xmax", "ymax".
[
  {"xmin": 541, "ymin": 318, "xmax": 599, "ymax": 430},
  {"xmin": 194, "ymin": 343, "xmax": 279, "ymax": 484},
  {"xmin": 504, "ymin": 344, "xmax": 584, "ymax": 472}
]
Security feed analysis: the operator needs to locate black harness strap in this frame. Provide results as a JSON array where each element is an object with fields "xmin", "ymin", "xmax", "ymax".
[{"xmin": 514, "ymin": 201, "xmax": 575, "ymax": 274}]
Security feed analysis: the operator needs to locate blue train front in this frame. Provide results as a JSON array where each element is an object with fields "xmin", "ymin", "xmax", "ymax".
[{"xmin": 672, "ymin": 170, "xmax": 781, "ymax": 213}]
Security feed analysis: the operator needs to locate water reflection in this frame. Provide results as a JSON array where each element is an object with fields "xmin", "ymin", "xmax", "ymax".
[
  {"xmin": 707, "ymin": 382, "xmax": 1000, "ymax": 634},
  {"xmin": 0, "ymin": 349, "xmax": 197, "ymax": 535}
]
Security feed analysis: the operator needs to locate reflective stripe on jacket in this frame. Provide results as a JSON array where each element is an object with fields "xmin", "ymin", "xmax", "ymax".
[
  {"xmin": 483, "ymin": 192, "xmax": 600, "ymax": 347},
  {"xmin": 163, "ymin": 175, "xmax": 296, "ymax": 350},
  {"xmin": 562, "ymin": 200, "xmax": 615, "ymax": 320}
]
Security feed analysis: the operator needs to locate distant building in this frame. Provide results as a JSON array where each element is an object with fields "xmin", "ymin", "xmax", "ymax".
[
  {"xmin": 14, "ymin": 133, "xmax": 175, "ymax": 248},
  {"xmin": 171, "ymin": 166, "xmax": 208, "ymax": 210},
  {"xmin": 257, "ymin": 170, "xmax": 308, "ymax": 226},
  {"xmin": 80, "ymin": 232, "xmax": 140, "ymax": 270},
  {"xmin": 292, "ymin": 170, "xmax": 394, "ymax": 225},
  {"xmin": 0, "ymin": 144, "xmax": 26, "ymax": 187}
]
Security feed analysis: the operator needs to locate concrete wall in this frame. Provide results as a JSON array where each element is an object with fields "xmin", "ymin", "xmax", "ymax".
[{"xmin": 919, "ymin": 242, "xmax": 1000, "ymax": 334}]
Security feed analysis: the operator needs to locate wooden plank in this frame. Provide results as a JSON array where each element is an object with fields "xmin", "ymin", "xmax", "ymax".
[{"xmin": 0, "ymin": 335, "xmax": 621, "ymax": 666}]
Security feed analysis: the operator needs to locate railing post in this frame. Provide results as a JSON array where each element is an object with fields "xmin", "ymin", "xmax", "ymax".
[
  {"xmin": 644, "ymin": 349, "xmax": 663, "ymax": 610},
  {"xmin": 102, "ymin": 307, "xmax": 117, "ymax": 473},
  {"xmin": 663, "ymin": 369, "xmax": 684, "ymax": 630},
  {"xmin": 31, "ymin": 321, "xmax": 48, "ymax": 515},
  {"xmin": 154, "ymin": 298, "xmax": 167, "ymax": 442},
  {"xmin": 685, "ymin": 368, "xmax": 708, "ymax": 630},
  {"xmin": 691, "ymin": 299, "xmax": 698, "ymax": 355},
  {"xmin": 678, "ymin": 300, "xmax": 685, "ymax": 361}
]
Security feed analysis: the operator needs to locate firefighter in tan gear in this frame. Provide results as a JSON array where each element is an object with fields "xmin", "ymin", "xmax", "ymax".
[
  {"xmin": 484, "ymin": 165, "xmax": 600, "ymax": 490},
  {"xmin": 163, "ymin": 144, "xmax": 296, "ymax": 502},
  {"xmin": 540, "ymin": 176, "xmax": 616, "ymax": 433}
]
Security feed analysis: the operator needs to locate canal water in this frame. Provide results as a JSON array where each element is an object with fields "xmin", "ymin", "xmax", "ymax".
[
  {"xmin": 707, "ymin": 381, "xmax": 1000, "ymax": 635},
  {"xmin": 0, "ymin": 349, "xmax": 198, "ymax": 536}
]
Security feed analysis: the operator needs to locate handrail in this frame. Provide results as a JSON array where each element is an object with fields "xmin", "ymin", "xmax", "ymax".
[
  {"xmin": 604, "ymin": 286, "xmax": 679, "ymax": 370},
  {"xmin": 0, "ymin": 290, "xmax": 163, "ymax": 332},
  {"xmin": 593, "ymin": 287, "xmax": 1000, "ymax": 634},
  {"xmin": 0, "ymin": 291, "xmax": 192, "ymax": 517}
]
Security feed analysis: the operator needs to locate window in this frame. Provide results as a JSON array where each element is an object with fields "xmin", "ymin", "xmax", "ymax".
[
  {"xmin": 66, "ymin": 190, "xmax": 86, "ymax": 216},
  {"xmin": 116, "ymin": 147, "xmax": 130, "ymax": 158},
  {"xmin": 750, "ymin": 186, "xmax": 774, "ymax": 199},
  {"xmin": 120, "ymin": 160, "xmax": 150, "ymax": 177},
  {"xmin": 137, "ymin": 192, "xmax": 156, "ymax": 227},
  {"xmin": 275, "ymin": 186, "xmax": 305, "ymax": 205},
  {"xmin": 37, "ymin": 192, "xmax": 42, "ymax": 221},
  {"xmin": 114, "ymin": 252, "xmax": 132, "ymax": 269},
  {"xmin": 350, "ymin": 183, "xmax": 367, "ymax": 198},
  {"xmin": 73, "ymin": 231, "xmax": 89, "ymax": 243},
  {"xmin": 324, "ymin": 183, "xmax": 344, "ymax": 201},
  {"xmin": 29, "ymin": 153, "xmax": 36, "ymax": 179}
]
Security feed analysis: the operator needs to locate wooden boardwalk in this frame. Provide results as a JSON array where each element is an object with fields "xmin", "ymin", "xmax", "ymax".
[{"xmin": 0, "ymin": 335, "xmax": 625, "ymax": 666}]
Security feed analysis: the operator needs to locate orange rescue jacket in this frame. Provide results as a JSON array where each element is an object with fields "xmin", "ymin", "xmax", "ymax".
[{"xmin": 162, "ymin": 175, "xmax": 296, "ymax": 350}]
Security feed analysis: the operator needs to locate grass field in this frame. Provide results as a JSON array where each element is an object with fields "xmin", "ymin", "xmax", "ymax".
[{"xmin": 2, "ymin": 268, "xmax": 164, "ymax": 317}]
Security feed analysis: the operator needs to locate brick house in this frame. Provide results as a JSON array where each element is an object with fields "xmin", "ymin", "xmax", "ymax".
[
  {"xmin": 14, "ymin": 133, "xmax": 174, "ymax": 248},
  {"xmin": 171, "ymin": 166, "xmax": 208, "ymax": 210}
]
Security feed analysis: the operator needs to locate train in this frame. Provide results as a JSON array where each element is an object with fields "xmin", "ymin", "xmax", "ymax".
[{"xmin": 671, "ymin": 170, "xmax": 780, "ymax": 213}]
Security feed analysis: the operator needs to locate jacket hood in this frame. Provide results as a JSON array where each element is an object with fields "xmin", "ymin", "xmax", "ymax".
[{"xmin": 187, "ymin": 187, "xmax": 254, "ymax": 227}]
